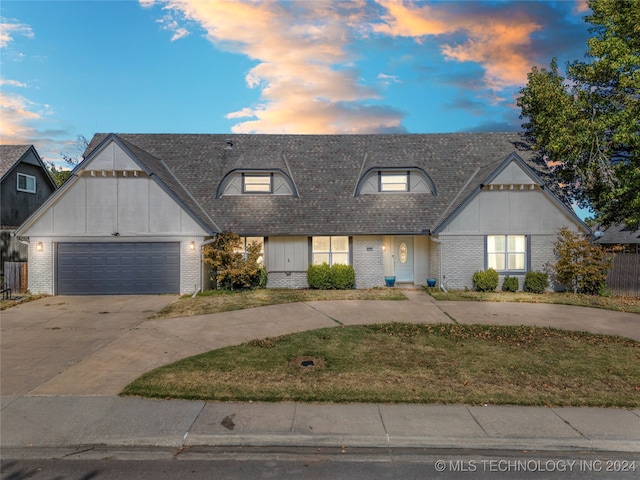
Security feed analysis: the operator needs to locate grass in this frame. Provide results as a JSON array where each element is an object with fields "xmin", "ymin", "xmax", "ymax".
[
  {"xmin": 0, "ymin": 294, "xmax": 48, "ymax": 311},
  {"xmin": 151, "ymin": 288, "xmax": 407, "ymax": 319},
  {"xmin": 122, "ymin": 323, "xmax": 640, "ymax": 407},
  {"xmin": 426, "ymin": 288, "xmax": 640, "ymax": 314}
]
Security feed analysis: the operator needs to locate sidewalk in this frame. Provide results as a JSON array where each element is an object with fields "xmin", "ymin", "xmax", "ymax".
[
  {"xmin": 1, "ymin": 290, "xmax": 639, "ymax": 456},
  {"xmin": 2, "ymin": 396, "xmax": 639, "ymax": 453}
]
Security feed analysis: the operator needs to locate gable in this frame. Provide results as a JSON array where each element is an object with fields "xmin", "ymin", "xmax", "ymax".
[
  {"xmin": 79, "ymin": 132, "xmax": 556, "ymax": 236},
  {"xmin": 488, "ymin": 161, "xmax": 536, "ymax": 185},
  {"xmin": 18, "ymin": 140, "xmax": 210, "ymax": 237},
  {"xmin": 436, "ymin": 156, "xmax": 587, "ymax": 235}
]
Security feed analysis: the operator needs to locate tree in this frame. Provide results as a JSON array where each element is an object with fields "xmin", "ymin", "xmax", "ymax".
[
  {"xmin": 548, "ymin": 227, "xmax": 612, "ymax": 295},
  {"xmin": 203, "ymin": 231, "xmax": 266, "ymax": 290},
  {"xmin": 47, "ymin": 135, "xmax": 89, "ymax": 187},
  {"xmin": 518, "ymin": 0, "xmax": 640, "ymax": 228}
]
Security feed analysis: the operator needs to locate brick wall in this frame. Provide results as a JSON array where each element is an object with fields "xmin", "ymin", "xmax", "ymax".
[
  {"xmin": 267, "ymin": 272, "xmax": 308, "ymax": 289},
  {"xmin": 440, "ymin": 235, "xmax": 484, "ymax": 290},
  {"xmin": 530, "ymin": 234, "xmax": 557, "ymax": 290},
  {"xmin": 180, "ymin": 238, "xmax": 202, "ymax": 294},
  {"xmin": 353, "ymin": 236, "xmax": 384, "ymax": 288},
  {"xmin": 27, "ymin": 239, "xmax": 53, "ymax": 294}
]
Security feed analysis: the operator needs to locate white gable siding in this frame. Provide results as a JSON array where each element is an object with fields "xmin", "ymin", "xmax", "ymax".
[
  {"xmin": 442, "ymin": 189, "xmax": 577, "ymax": 235},
  {"xmin": 22, "ymin": 174, "xmax": 207, "ymax": 237},
  {"xmin": 86, "ymin": 141, "xmax": 140, "ymax": 171},
  {"xmin": 489, "ymin": 162, "xmax": 536, "ymax": 185}
]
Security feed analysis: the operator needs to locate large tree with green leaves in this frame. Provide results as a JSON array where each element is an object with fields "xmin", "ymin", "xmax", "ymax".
[{"xmin": 518, "ymin": 0, "xmax": 639, "ymax": 228}]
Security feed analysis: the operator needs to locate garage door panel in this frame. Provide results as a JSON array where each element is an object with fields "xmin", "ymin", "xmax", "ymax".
[{"xmin": 57, "ymin": 242, "xmax": 180, "ymax": 295}]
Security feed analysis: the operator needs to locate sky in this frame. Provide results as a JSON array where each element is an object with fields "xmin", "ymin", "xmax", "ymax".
[{"xmin": 1, "ymin": 0, "xmax": 592, "ymax": 166}]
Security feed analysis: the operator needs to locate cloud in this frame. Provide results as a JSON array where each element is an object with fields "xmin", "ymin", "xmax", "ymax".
[
  {"xmin": 0, "ymin": 18, "xmax": 34, "ymax": 48},
  {"xmin": 377, "ymin": 73, "xmax": 401, "ymax": 86},
  {"xmin": 147, "ymin": 0, "xmax": 404, "ymax": 133},
  {"xmin": 0, "ymin": 79, "xmax": 27, "ymax": 88},
  {"xmin": 373, "ymin": 0, "xmax": 543, "ymax": 90},
  {"xmin": 0, "ymin": 91, "xmax": 45, "ymax": 142}
]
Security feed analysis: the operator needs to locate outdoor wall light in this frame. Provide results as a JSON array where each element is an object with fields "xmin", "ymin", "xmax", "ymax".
[
  {"xmin": 382, "ymin": 243, "xmax": 386, "ymax": 252},
  {"xmin": 36, "ymin": 242, "xmax": 43, "ymax": 252},
  {"xmin": 189, "ymin": 241, "xmax": 196, "ymax": 251}
]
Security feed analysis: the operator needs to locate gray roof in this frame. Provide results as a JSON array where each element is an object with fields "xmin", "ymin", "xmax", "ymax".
[
  {"xmin": 85, "ymin": 133, "xmax": 553, "ymax": 236},
  {"xmin": 0, "ymin": 145, "xmax": 31, "ymax": 180},
  {"xmin": 594, "ymin": 224, "xmax": 640, "ymax": 244}
]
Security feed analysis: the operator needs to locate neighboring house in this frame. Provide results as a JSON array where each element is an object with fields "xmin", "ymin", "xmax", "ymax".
[
  {"xmin": 594, "ymin": 224, "xmax": 640, "ymax": 297},
  {"xmin": 1, "ymin": 145, "xmax": 57, "ymax": 275},
  {"xmin": 594, "ymin": 224, "xmax": 640, "ymax": 253},
  {"xmin": 15, "ymin": 133, "xmax": 588, "ymax": 295}
]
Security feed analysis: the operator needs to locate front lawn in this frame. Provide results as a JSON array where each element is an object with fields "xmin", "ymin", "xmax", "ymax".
[
  {"xmin": 151, "ymin": 288, "xmax": 407, "ymax": 319},
  {"xmin": 122, "ymin": 323, "xmax": 640, "ymax": 407},
  {"xmin": 426, "ymin": 288, "xmax": 640, "ymax": 314}
]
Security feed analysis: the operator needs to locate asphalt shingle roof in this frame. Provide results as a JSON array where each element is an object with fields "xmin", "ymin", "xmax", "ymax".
[
  {"xmin": 0, "ymin": 145, "xmax": 31, "ymax": 180},
  {"xmin": 85, "ymin": 133, "xmax": 547, "ymax": 236}
]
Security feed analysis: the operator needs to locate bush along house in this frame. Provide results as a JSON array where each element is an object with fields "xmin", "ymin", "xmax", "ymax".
[{"xmin": 15, "ymin": 133, "xmax": 589, "ymax": 295}]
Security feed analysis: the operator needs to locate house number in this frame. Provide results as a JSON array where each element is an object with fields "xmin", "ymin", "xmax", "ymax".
[{"xmin": 399, "ymin": 243, "xmax": 407, "ymax": 263}]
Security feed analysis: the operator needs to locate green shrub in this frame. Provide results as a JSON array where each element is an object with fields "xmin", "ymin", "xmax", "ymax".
[
  {"xmin": 255, "ymin": 267, "xmax": 268, "ymax": 288},
  {"xmin": 502, "ymin": 276, "xmax": 519, "ymax": 292},
  {"xmin": 308, "ymin": 263, "xmax": 355, "ymax": 289},
  {"xmin": 473, "ymin": 268, "xmax": 499, "ymax": 292},
  {"xmin": 330, "ymin": 264, "xmax": 355, "ymax": 289},
  {"xmin": 307, "ymin": 263, "xmax": 331, "ymax": 289},
  {"xmin": 524, "ymin": 271, "xmax": 549, "ymax": 294}
]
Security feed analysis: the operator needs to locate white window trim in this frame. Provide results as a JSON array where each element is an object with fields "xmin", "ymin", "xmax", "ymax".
[
  {"xmin": 311, "ymin": 236, "xmax": 351, "ymax": 266},
  {"xmin": 17, "ymin": 173, "xmax": 36, "ymax": 193},
  {"xmin": 486, "ymin": 235, "xmax": 528, "ymax": 273},
  {"xmin": 379, "ymin": 172, "xmax": 408, "ymax": 192},
  {"xmin": 243, "ymin": 174, "xmax": 272, "ymax": 194}
]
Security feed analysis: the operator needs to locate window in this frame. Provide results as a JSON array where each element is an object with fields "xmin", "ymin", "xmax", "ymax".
[
  {"xmin": 380, "ymin": 172, "xmax": 408, "ymax": 192},
  {"xmin": 312, "ymin": 236, "xmax": 349, "ymax": 266},
  {"xmin": 243, "ymin": 174, "xmax": 272, "ymax": 193},
  {"xmin": 487, "ymin": 235, "xmax": 526, "ymax": 272},
  {"xmin": 235, "ymin": 237, "xmax": 264, "ymax": 264},
  {"xmin": 17, "ymin": 173, "xmax": 36, "ymax": 193}
]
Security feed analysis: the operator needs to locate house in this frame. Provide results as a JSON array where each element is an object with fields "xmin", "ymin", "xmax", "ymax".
[
  {"xmin": 15, "ymin": 133, "xmax": 588, "ymax": 295},
  {"xmin": 1, "ymin": 145, "xmax": 57, "ymax": 275},
  {"xmin": 594, "ymin": 224, "xmax": 640, "ymax": 253}
]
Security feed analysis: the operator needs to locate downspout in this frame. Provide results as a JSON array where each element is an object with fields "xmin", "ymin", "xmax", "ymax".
[{"xmin": 429, "ymin": 235, "xmax": 447, "ymax": 292}]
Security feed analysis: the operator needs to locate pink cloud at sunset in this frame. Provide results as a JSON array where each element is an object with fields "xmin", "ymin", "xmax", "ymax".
[
  {"xmin": 373, "ymin": 0, "xmax": 542, "ymax": 90},
  {"xmin": 151, "ymin": 0, "xmax": 404, "ymax": 134}
]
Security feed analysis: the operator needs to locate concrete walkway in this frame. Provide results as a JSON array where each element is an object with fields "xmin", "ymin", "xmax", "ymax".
[{"xmin": 1, "ymin": 290, "xmax": 639, "ymax": 454}]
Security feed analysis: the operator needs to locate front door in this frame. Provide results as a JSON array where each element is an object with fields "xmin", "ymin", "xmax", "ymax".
[{"xmin": 393, "ymin": 237, "xmax": 414, "ymax": 283}]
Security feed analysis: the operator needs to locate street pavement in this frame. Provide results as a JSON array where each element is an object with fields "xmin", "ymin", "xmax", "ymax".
[{"xmin": 1, "ymin": 290, "xmax": 639, "ymax": 455}]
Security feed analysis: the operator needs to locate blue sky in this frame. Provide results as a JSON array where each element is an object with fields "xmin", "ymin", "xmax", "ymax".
[{"xmin": 2, "ymin": 0, "xmax": 592, "ymax": 166}]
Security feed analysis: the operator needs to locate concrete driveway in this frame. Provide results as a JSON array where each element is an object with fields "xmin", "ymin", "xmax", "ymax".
[
  {"xmin": 2, "ymin": 292, "xmax": 638, "ymax": 397},
  {"xmin": 1, "ymin": 296, "xmax": 178, "ymax": 396}
]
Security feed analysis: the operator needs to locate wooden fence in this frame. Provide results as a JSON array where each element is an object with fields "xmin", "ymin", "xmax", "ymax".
[
  {"xmin": 3, "ymin": 261, "xmax": 28, "ymax": 294},
  {"xmin": 607, "ymin": 253, "xmax": 640, "ymax": 297}
]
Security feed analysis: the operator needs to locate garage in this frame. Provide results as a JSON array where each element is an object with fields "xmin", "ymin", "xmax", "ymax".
[{"xmin": 56, "ymin": 242, "xmax": 180, "ymax": 295}]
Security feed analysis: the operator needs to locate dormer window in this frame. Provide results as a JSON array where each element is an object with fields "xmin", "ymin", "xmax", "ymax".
[
  {"xmin": 243, "ymin": 174, "xmax": 272, "ymax": 193},
  {"xmin": 217, "ymin": 170, "xmax": 297, "ymax": 197},
  {"xmin": 17, "ymin": 173, "xmax": 36, "ymax": 193},
  {"xmin": 355, "ymin": 168, "xmax": 435, "ymax": 196},
  {"xmin": 380, "ymin": 172, "xmax": 408, "ymax": 192}
]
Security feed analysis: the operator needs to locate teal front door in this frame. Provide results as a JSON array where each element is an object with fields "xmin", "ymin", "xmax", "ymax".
[{"xmin": 393, "ymin": 237, "xmax": 414, "ymax": 283}]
